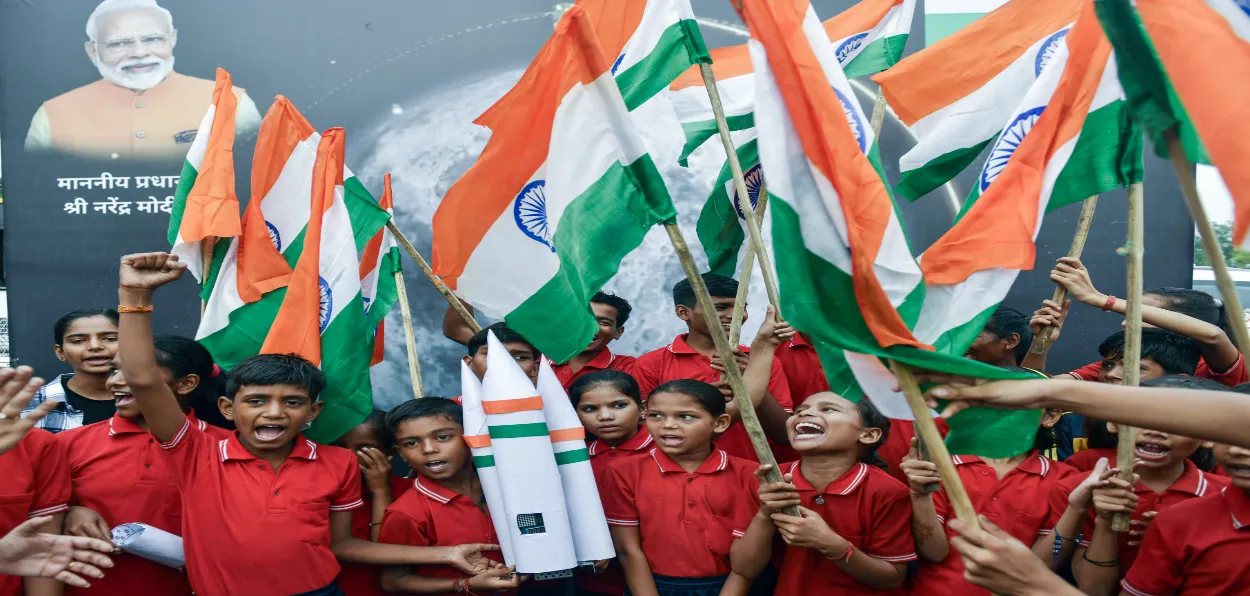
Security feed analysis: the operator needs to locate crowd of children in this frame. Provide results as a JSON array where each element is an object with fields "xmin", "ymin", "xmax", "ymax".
[{"xmin": 0, "ymin": 250, "xmax": 1246, "ymax": 595}]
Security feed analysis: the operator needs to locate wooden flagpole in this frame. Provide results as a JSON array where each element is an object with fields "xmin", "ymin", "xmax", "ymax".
[
  {"xmin": 392, "ymin": 270, "xmax": 424, "ymax": 399},
  {"xmin": 1029, "ymin": 196, "xmax": 1100, "ymax": 356},
  {"xmin": 386, "ymin": 220, "xmax": 481, "ymax": 334},
  {"xmin": 665, "ymin": 222, "xmax": 798, "ymax": 516},
  {"xmin": 1112, "ymin": 182, "xmax": 1145, "ymax": 533},
  {"xmin": 870, "ymin": 87, "xmax": 888, "ymax": 139},
  {"xmin": 728, "ymin": 189, "xmax": 770, "ymax": 347}
]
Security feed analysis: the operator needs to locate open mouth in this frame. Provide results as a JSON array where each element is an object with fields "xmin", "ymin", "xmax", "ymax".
[
  {"xmin": 658, "ymin": 434, "xmax": 683, "ymax": 446},
  {"xmin": 85, "ymin": 357, "xmax": 113, "ymax": 367},
  {"xmin": 1224, "ymin": 465, "xmax": 1250, "ymax": 481},
  {"xmin": 1135, "ymin": 442, "xmax": 1171, "ymax": 462},
  {"xmin": 113, "ymin": 392, "xmax": 135, "ymax": 407},
  {"xmin": 254, "ymin": 425, "xmax": 286, "ymax": 442},
  {"xmin": 424, "ymin": 460, "xmax": 449, "ymax": 474},
  {"xmin": 791, "ymin": 420, "xmax": 827, "ymax": 442}
]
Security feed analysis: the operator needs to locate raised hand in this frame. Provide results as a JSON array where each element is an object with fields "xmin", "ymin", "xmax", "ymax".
[
  {"xmin": 1067, "ymin": 458, "xmax": 1112, "ymax": 511},
  {"xmin": 1030, "ymin": 299, "xmax": 1071, "ymax": 339},
  {"xmin": 900, "ymin": 438, "xmax": 942, "ymax": 496},
  {"xmin": 754, "ymin": 466, "xmax": 801, "ymax": 516},
  {"xmin": 753, "ymin": 306, "xmax": 795, "ymax": 348},
  {"xmin": 0, "ymin": 368, "xmax": 50, "ymax": 457},
  {"xmin": 0, "ymin": 516, "xmax": 115, "ymax": 588},
  {"xmin": 1050, "ymin": 257, "xmax": 1103, "ymax": 307},
  {"xmin": 1091, "ymin": 472, "xmax": 1139, "ymax": 520},
  {"xmin": 356, "ymin": 447, "xmax": 393, "ymax": 494},
  {"xmin": 119, "ymin": 253, "xmax": 186, "ymax": 293}
]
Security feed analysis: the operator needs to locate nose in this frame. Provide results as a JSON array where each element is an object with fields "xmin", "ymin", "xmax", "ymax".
[
  {"xmin": 421, "ymin": 439, "xmax": 440, "ymax": 455},
  {"xmin": 660, "ymin": 415, "xmax": 678, "ymax": 430},
  {"xmin": 88, "ymin": 336, "xmax": 105, "ymax": 352},
  {"xmin": 106, "ymin": 370, "xmax": 125, "ymax": 390},
  {"xmin": 261, "ymin": 400, "xmax": 283, "ymax": 419},
  {"xmin": 596, "ymin": 407, "xmax": 614, "ymax": 421}
]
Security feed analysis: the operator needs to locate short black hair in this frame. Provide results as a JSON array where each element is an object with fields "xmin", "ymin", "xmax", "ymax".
[
  {"xmin": 54, "ymin": 308, "xmax": 118, "ymax": 344},
  {"xmin": 650, "ymin": 379, "xmax": 726, "ymax": 417},
  {"xmin": 360, "ymin": 410, "xmax": 394, "ymax": 450},
  {"xmin": 466, "ymin": 322, "xmax": 537, "ymax": 359},
  {"xmin": 591, "ymin": 291, "xmax": 633, "ymax": 327},
  {"xmin": 1097, "ymin": 328, "xmax": 1201, "ymax": 376},
  {"xmin": 385, "ymin": 398, "xmax": 463, "ymax": 437},
  {"xmin": 569, "ymin": 370, "xmax": 642, "ymax": 407},
  {"xmin": 672, "ymin": 273, "xmax": 738, "ymax": 308},
  {"xmin": 984, "ymin": 306, "xmax": 1033, "ymax": 365},
  {"xmin": 1145, "ymin": 287, "xmax": 1233, "ymax": 340},
  {"xmin": 225, "ymin": 354, "xmax": 326, "ymax": 402},
  {"xmin": 855, "ymin": 399, "xmax": 890, "ymax": 469}
]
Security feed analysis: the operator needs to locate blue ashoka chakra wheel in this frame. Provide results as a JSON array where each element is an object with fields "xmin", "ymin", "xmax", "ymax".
[
  {"xmin": 834, "ymin": 88, "xmax": 868, "ymax": 154},
  {"xmin": 980, "ymin": 106, "xmax": 1046, "ymax": 192},
  {"xmin": 513, "ymin": 180, "xmax": 555, "ymax": 252},
  {"xmin": 611, "ymin": 53, "xmax": 626, "ymax": 76},
  {"xmin": 733, "ymin": 164, "xmax": 765, "ymax": 220},
  {"xmin": 1237, "ymin": 0, "xmax": 1250, "ymax": 17},
  {"xmin": 266, "ymin": 221, "xmax": 282, "ymax": 252},
  {"xmin": 1035, "ymin": 28, "xmax": 1069, "ymax": 76},
  {"xmin": 836, "ymin": 32, "xmax": 870, "ymax": 65},
  {"xmin": 362, "ymin": 295, "xmax": 372, "ymax": 315},
  {"xmin": 318, "ymin": 277, "xmax": 332, "ymax": 333}
]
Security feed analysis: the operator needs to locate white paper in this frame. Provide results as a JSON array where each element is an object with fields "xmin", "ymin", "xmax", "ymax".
[{"xmin": 111, "ymin": 523, "xmax": 185, "ymax": 570}]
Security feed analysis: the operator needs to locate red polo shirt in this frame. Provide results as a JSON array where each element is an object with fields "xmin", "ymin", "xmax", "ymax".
[
  {"xmin": 878, "ymin": 419, "xmax": 950, "ymax": 484},
  {"xmin": 1061, "ymin": 446, "xmax": 1115, "ymax": 473},
  {"xmin": 580, "ymin": 431, "xmax": 654, "ymax": 595},
  {"xmin": 377, "ymin": 476, "xmax": 508, "ymax": 596},
  {"xmin": 1066, "ymin": 354, "xmax": 1250, "ymax": 387},
  {"xmin": 1070, "ymin": 459, "xmax": 1227, "ymax": 576},
  {"xmin": 551, "ymin": 348, "xmax": 638, "ymax": 391},
  {"xmin": 772, "ymin": 335, "xmax": 829, "ymax": 404},
  {"xmin": 1120, "ymin": 487, "xmax": 1250, "ymax": 596},
  {"xmin": 601, "ymin": 448, "xmax": 758, "ymax": 578},
  {"xmin": 913, "ymin": 453, "xmax": 1076, "ymax": 595},
  {"xmin": 633, "ymin": 335, "xmax": 792, "ymax": 462},
  {"xmin": 337, "ymin": 476, "xmax": 412, "ymax": 596},
  {"xmin": 0, "ymin": 429, "xmax": 70, "ymax": 596},
  {"xmin": 774, "ymin": 461, "xmax": 916, "ymax": 595},
  {"xmin": 159, "ymin": 420, "xmax": 363, "ymax": 596},
  {"xmin": 58, "ymin": 414, "xmax": 228, "ymax": 596}
]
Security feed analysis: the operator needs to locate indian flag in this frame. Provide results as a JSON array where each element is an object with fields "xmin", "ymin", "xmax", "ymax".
[
  {"xmin": 168, "ymin": 68, "xmax": 241, "ymax": 282},
  {"xmin": 924, "ymin": 0, "xmax": 1006, "ymax": 45},
  {"xmin": 1098, "ymin": 0, "xmax": 1246, "ymax": 244},
  {"xmin": 360, "ymin": 174, "xmax": 402, "ymax": 366},
  {"xmin": 874, "ymin": 0, "xmax": 1084, "ymax": 202},
  {"xmin": 431, "ymin": 5, "xmax": 677, "ymax": 365},
  {"xmin": 740, "ymin": 0, "xmax": 1036, "ymax": 458},
  {"xmin": 696, "ymin": 133, "xmax": 760, "ymax": 276}
]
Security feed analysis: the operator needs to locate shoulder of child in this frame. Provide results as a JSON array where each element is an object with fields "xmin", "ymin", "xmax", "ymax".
[{"xmin": 864, "ymin": 463, "xmax": 912, "ymax": 497}]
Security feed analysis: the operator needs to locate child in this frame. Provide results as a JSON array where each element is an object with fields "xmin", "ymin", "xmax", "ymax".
[
  {"xmin": 116, "ymin": 252, "xmax": 500, "ymax": 596},
  {"xmin": 730, "ymin": 392, "xmax": 915, "ymax": 594},
  {"xmin": 552, "ymin": 292, "xmax": 638, "ymax": 391},
  {"xmin": 378, "ymin": 398, "xmax": 518, "ymax": 595},
  {"xmin": 464, "ymin": 323, "xmax": 540, "ymax": 384},
  {"xmin": 632, "ymin": 274, "xmax": 793, "ymax": 462},
  {"xmin": 965, "ymin": 306, "xmax": 1033, "ymax": 369},
  {"xmin": 57, "ymin": 335, "xmax": 229, "ymax": 596},
  {"xmin": 905, "ymin": 406, "xmax": 1077, "ymax": 595},
  {"xmin": 334, "ymin": 412, "xmax": 410, "ymax": 596},
  {"xmin": 22, "ymin": 309, "xmax": 120, "ymax": 433},
  {"xmin": 601, "ymin": 379, "xmax": 759, "ymax": 596},
  {"xmin": 1066, "ymin": 376, "xmax": 1230, "ymax": 596},
  {"xmin": 1119, "ymin": 437, "xmax": 1250, "ymax": 594},
  {"xmin": 569, "ymin": 370, "xmax": 651, "ymax": 596}
]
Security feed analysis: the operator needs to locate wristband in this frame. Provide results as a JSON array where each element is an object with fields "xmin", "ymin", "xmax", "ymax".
[
  {"xmin": 118, "ymin": 304, "xmax": 154, "ymax": 313},
  {"xmin": 1082, "ymin": 551, "xmax": 1119, "ymax": 568},
  {"xmin": 828, "ymin": 544, "xmax": 852, "ymax": 563},
  {"xmin": 1101, "ymin": 295, "xmax": 1117, "ymax": 312}
]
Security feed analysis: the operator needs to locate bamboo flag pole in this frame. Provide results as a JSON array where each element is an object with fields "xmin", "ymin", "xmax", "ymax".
[
  {"xmin": 1112, "ymin": 182, "xmax": 1145, "ymax": 533},
  {"xmin": 665, "ymin": 222, "xmax": 798, "ymax": 516},
  {"xmin": 870, "ymin": 87, "xmax": 888, "ymax": 138},
  {"xmin": 386, "ymin": 220, "xmax": 481, "ymax": 334},
  {"xmin": 1029, "ymin": 197, "xmax": 1100, "ymax": 356},
  {"xmin": 392, "ymin": 270, "xmax": 425, "ymax": 399},
  {"xmin": 699, "ymin": 64, "xmax": 783, "ymax": 314},
  {"xmin": 728, "ymin": 188, "xmax": 770, "ymax": 347},
  {"xmin": 1165, "ymin": 133, "xmax": 1250, "ymax": 355}
]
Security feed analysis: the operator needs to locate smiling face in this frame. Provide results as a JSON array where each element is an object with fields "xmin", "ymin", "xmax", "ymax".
[
  {"xmin": 575, "ymin": 385, "xmax": 642, "ymax": 445},
  {"xmin": 1214, "ymin": 443, "xmax": 1250, "ymax": 490},
  {"xmin": 676, "ymin": 297, "xmax": 739, "ymax": 338},
  {"xmin": 56, "ymin": 315, "xmax": 119, "ymax": 376},
  {"xmin": 1109, "ymin": 423, "xmax": 1203, "ymax": 472},
  {"xmin": 87, "ymin": 9, "xmax": 176, "ymax": 90},
  {"xmin": 644, "ymin": 390, "xmax": 730, "ymax": 459},
  {"xmin": 786, "ymin": 392, "xmax": 881, "ymax": 455},
  {"xmin": 584, "ymin": 302, "xmax": 624, "ymax": 354},
  {"xmin": 393, "ymin": 415, "xmax": 469, "ymax": 482},
  {"xmin": 220, "ymin": 384, "xmax": 322, "ymax": 454}
]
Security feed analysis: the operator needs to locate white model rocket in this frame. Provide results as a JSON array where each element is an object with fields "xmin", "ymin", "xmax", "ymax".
[
  {"xmin": 479, "ymin": 331, "xmax": 577, "ymax": 573},
  {"xmin": 535, "ymin": 358, "xmax": 616, "ymax": 562},
  {"xmin": 459, "ymin": 361, "xmax": 516, "ymax": 566}
]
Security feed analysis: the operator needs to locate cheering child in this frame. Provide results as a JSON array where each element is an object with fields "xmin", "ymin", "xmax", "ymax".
[
  {"xmin": 333, "ymin": 412, "xmax": 410, "ymax": 596},
  {"xmin": 730, "ymin": 392, "xmax": 915, "ymax": 594},
  {"xmin": 22, "ymin": 309, "xmax": 120, "ymax": 433}
]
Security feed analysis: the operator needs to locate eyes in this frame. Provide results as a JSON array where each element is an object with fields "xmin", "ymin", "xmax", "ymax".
[
  {"xmin": 645, "ymin": 411, "xmax": 696, "ymax": 421},
  {"xmin": 65, "ymin": 335, "xmax": 119, "ymax": 345},
  {"xmin": 244, "ymin": 398, "xmax": 309, "ymax": 408}
]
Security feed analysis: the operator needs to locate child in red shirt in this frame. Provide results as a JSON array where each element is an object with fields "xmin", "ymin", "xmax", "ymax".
[
  {"xmin": 334, "ymin": 412, "xmax": 410, "ymax": 596},
  {"xmin": 57, "ymin": 335, "xmax": 228, "ymax": 596},
  {"xmin": 731, "ymin": 392, "xmax": 915, "ymax": 594},
  {"xmin": 569, "ymin": 370, "xmax": 651, "ymax": 596},
  {"xmin": 378, "ymin": 399, "xmax": 517, "ymax": 595},
  {"xmin": 601, "ymin": 379, "xmax": 759, "ymax": 596},
  {"xmin": 551, "ymin": 292, "xmax": 638, "ymax": 391},
  {"xmin": 0, "ymin": 427, "xmax": 70, "ymax": 596}
]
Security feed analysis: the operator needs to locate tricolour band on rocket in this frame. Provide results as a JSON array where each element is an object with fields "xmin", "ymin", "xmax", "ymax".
[
  {"xmin": 536, "ymin": 359, "xmax": 616, "ymax": 563},
  {"xmin": 459, "ymin": 360, "xmax": 516, "ymax": 567},
  {"xmin": 481, "ymin": 331, "xmax": 577, "ymax": 573}
]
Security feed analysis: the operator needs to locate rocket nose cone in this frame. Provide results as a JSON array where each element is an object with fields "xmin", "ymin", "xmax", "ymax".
[{"xmin": 483, "ymin": 330, "xmax": 537, "ymax": 400}]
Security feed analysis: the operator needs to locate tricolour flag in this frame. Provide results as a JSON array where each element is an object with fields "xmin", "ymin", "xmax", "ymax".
[
  {"xmin": 740, "ymin": 0, "xmax": 1036, "ymax": 458},
  {"xmin": 873, "ymin": 0, "xmax": 1084, "ymax": 201},
  {"xmin": 169, "ymin": 68, "xmax": 241, "ymax": 282},
  {"xmin": 431, "ymin": 5, "xmax": 678, "ymax": 364},
  {"xmin": 360, "ymin": 174, "xmax": 402, "ymax": 366}
]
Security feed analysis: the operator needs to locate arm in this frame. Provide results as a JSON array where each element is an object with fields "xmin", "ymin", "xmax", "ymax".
[
  {"xmin": 24, "ymin": 513, "xmax": 65, "ymax": 596},
  {"xmin": 0, "ymin": 369, "xmax": 56, "ymax": 457},
  {"xmin": 0, "ymin": 516, "xmax": 113, "ymax": 588},
  {"xmin": 729, "ymin": 512, "xmax": 776, "ymax": 580},
  {"xmin": 358, "ymin": 448, "xmax": 394, "ymax": 542},
  {"xmin": 719, "ymin": 572, "xmax": 753, "ymax": 596},
  {"xmin": 948, "ymin": 518, "xmax": 1085, "ymax": 596},
  {"xmin": 1031, "ymin": 460, "xmax": 1109, "ymax": 569},
  {"xmin": 736, "ymin": 307, "xmax": 794, "ymax": 444},
  {"xmin": 771, "ymin": 506, "xmax": 906, "ymax": 589},
  {"xmin": 1021, "ymin": 299, "xmax": 1069, "ymax": 373},
  {"xmin": 610, "ymin": 526, "xmax": 658, "ymax": 596},
  {"xmin": 899, "ymin": 440, "xmax": 949, "ymax": 562},
  {"xmin": 380, "ymin": 564, "xmax": 518, "ymax": 594},
  {"xmin": 116, "ymin": 253, "xmax": 195, "ymax": 443},
  {"xmin": 442, "ymin": 304, "xmax": 477, "ymax": 346},
  {"xmin": 1072, "ymin": 475, "xmax": 1137, "ymax": 596},
  {"xmin": 331, "ymin": 510, "xmax": 497, "ymax": 571}
]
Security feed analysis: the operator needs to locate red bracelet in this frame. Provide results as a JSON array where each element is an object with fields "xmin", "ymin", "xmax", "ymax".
[
  {"xmin": 1102, "ymin": 295, "xmax": 1118, "ymax": 312},
  {"xmin": 831, "ymin": 544, "xmax": 853, "ymax": 563}
]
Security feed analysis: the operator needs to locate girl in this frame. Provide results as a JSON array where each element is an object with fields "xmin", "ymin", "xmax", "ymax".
[
  {"xmin": 334, "ymin": 411, "xmax": 408, "ymax": 596},
  {"xmin": 56, "ymin": 335, "xmax": 229, "ymax": 595},
  {"xmin": 569, "ymin": 370, "xmax": 651, "ymax": 596},
  {"xmin": 730, "ymin": 392, "xmax": 915, "ymax": 595},
  {"xmin": 25, "ymin": 309, "xmax": 120, "ymax": 433},
  {"xmin": 904, "ymin": 404, "xmax": 1078, "ymax": 595},
  {"xmin": 600, "ymin": 379, "xmax": 758, "ymax": 596}
]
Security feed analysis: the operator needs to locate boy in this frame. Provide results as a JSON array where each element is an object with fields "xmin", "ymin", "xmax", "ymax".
[
  {"xmin": 116, "ymin": 252, "xmax": 500, "ymax": 596},
  {"xmin": 333, "ymin": 412, "xmax": 409, "ymax": 596},
  {"xmin": 378, "ymin": 399, "xmax": 519, "ymax": 595},
  {"xmin": 965, "ymin": 306, "xmax": 1032, "ymax": 368},
  {"xmin": 464, "ymin": 323, "xmax": 540, "ymax": 384},
  {"xmin": 632, "ymin": 274, "xmax": 792, "ymax": 462}
]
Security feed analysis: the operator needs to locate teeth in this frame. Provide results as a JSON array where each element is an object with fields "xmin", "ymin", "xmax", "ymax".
[{"xmin": 795, "ymin": 422, "xmax": 824, "ymax": 435}]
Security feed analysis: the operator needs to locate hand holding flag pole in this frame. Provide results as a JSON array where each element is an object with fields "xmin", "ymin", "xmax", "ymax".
[
  {"xmin": 1111, "ymin": 181, "xmax": 1145, "ymax": 533},
  {"xmin": 386, "ymin": 220, "xmax": 482, "ymax": 334},
  {"xmin": 1028, "ymin": 197, "xmax": 1099, "ymax": 358}
]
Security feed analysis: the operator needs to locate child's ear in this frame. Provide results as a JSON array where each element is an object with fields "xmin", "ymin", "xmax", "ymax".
[
  {"xmin": 174, "ymin": 374, "xmax": 201, "ymax": 398},
  {"xmin": 859, "ymin": 426, "xmax": 883, "ymax": 446},
  {"xmin": 1004, "ymin": 333, "xmax": 1021, "ymax": 350},
  {"xmin": 53, "ymin": 345, "xmax": 66, "ymax": 362},
  {"xmin": 1106, "ymin": 421, "xmax": 1119, "ymax": 435},
  {"xmin": 309, "ymin": 401, "xmax": 324, "ymax": 422},
  {"xmin": 1040, "ymin": 409, "xmax": 1063, "ymax": 429},
  {"xmin": 675, "ymin": 305, "xmax": 693, "ymax": 322},
  {"xmin": 462, "ymin": 355, "xmax": 473, "ymax": 366},
  {"xmin": 218, "ymin": 396, "xmax": 235, "ymax": 421},
  {"xmin": 613, "ymin": 326, "xmax": 625, "ymax": 340},
  {"xmin": 712, "ymin": 413, "xmax": 732, "ymax": 434}
]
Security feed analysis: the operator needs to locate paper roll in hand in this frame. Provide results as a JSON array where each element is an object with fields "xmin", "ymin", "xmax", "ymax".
[{"xmin": 110, "ymin": 523, "xmax": 185, "ymax": 570}]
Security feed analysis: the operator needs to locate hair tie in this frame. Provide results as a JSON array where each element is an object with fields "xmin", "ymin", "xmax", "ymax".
[
  {"xmin": 211, "ymin": 363, "xmax": 222, "ymax": 378},
  {"xmin": 1215, "ymin": 298, "xmax": 1224, "ymax": 309}
]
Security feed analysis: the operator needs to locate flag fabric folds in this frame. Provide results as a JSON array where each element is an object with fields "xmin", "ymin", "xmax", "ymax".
[{"xmin": 360, "ymin": 174, "xmax": 403, "ymax": 366}]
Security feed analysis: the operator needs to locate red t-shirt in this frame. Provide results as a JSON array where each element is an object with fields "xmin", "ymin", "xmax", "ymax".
[
  {"xmin": 579, "ymin": 431, "xmax": 654, "ymax": 595},
  {"xmin": 772, "ymin": 335, "xmax": 829, "ymax": 404},
  {"xmin": 1121, "ymin": 487, "xmax": 1250, "ymax": 596},
  {"xmin": 878, "ymin": 419, "xmax": 950, "ymax": 484},
  {"xmin": 550, "ymin": 348, "xmax": 638, "ymax": 392},
  {"xmin": 1067, "ymin": 354, "xmax": 1250, "ymax": 387},
  {"xmin": 1063, "ymin": 447, "xmax": 1116, "ymax": 473},
  {"xmin": 337, "ymin": 476, "xmax": 412, "ymax": 596},
  {"xmin": 0, "ymin": 429, "xmax": 71, "ymax": 595}
]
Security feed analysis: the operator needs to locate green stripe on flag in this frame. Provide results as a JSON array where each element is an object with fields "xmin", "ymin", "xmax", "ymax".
[
  {"xmin": 472, "ymin": 455, "xmax": 496, "ymax": 468},
  {"xmin": 365, "ymin": 247, "xmax": 403, "ymax": 333},
  {"xmin": 697, "ymin": 138, "xmax": 758, "ymax": 277},
  {"xmin": 896, "ymin": 139, "xmax": 993, "ymax": 202},
  {"xmin": 168, "ymin": 160, "xmax": 199, "ymax": 246},
  {"xmin": 554, "ymin": 448, "xmax": 591, "ymax": 465},
  {"xmin": 488, "ymin": 422, "xmax": 551, "ymax": 440},
  {"xmin": 617, "ymin": 20, "xmax": 711, "ymax": 111},
  {"xmin": 925, "ymin": 13, "xmax": 985, "ymax": 46},
  {"xmin": 843, "ymin": 35, "xmax": 909, "ymax": 79},
  {"xmin": 678, "ymin": 113, "xmax": 755, "ymax": 167}
]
